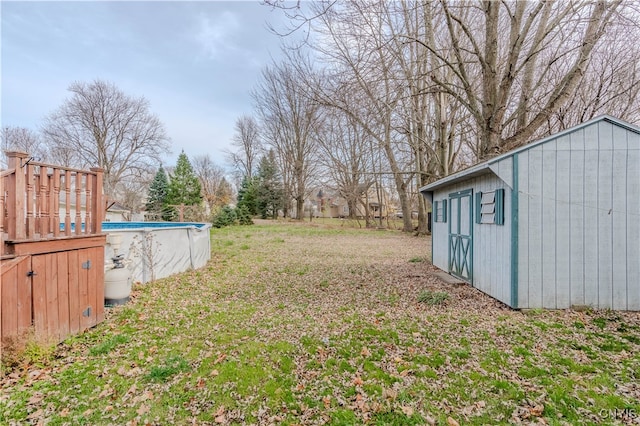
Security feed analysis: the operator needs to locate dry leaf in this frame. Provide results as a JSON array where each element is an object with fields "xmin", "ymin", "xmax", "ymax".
[
  {"xmin": 401, "ymin": 405, "xmax": 414, "ymax": 416},
  {"xmin": 382, "ymin": 388, "xmax": 397, "ymax": 400},
  {"xmin": 98, "ymin": 386, "xmax": 113, "ymax": 398},
  {"xmin": 447, "ymin": 417, "xmax": 460, "ymax": 426},
  {"xmin": 27, "ymin": 409, "xmax": 43, "ymax": 419},
  {"xmin": 322, "ymin": 396, "xmax": 331, "ymax": 409},
  {"xmin": 360, "ymin": 347, "xmax": 371, "ymax": 357},
  {"xmin": 214, "ymin": 353, "xmax": 227, "ymax": 364},
  {"xmin": 28, "ymin": 394, "xmax": 44, "ymax": 405},
  {"xmin": 136, "ymin": 404, "xmax": 150, "ymax": 415},
  {"xmin": 530, "ymin": 404, "xmax": 544, "ymax": 417},
  {"xmin": 353, "ymin": 376, "xmax": 364, "ymax": 386},
  {"xmin": 59, "ymin": 408, "xmax": 70, "ymax": 417}
]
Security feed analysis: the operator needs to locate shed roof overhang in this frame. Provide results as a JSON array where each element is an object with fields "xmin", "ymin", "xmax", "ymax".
[{"xmin": 420, "ymin": 114, "xmax": 640, "ymax": 195}]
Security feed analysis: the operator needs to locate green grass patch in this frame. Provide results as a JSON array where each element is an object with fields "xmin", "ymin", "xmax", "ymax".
[
  {"xmin": 417, "ymin": 290, "xmax": 449, "ymax": 305},
  {"xmin": 147, "ymin": 355, "xmax": 190, "ymax": 382},
  {"xmin": 88, "ymin": 334, "xmax": 129, "ymax": 356}
]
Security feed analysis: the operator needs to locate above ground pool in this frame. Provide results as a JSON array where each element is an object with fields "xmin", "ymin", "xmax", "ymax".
[{"xmin": 102, "ymin": 222, "xmax": 212, "ymax": 284}]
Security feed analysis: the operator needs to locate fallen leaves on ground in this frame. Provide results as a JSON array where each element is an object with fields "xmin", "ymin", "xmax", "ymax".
[{"xmin": 2, "ymin": 221, "xmax": 639, "ymax": 425}]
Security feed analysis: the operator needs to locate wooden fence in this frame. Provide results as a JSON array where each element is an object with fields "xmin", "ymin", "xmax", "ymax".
[{"xmin": 1, "ymin": 151, "xmax": 106, "ymax": 357}]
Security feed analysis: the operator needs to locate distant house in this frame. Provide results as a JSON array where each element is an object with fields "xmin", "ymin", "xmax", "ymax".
[
  {"xmin": 104, "ymin": 202, "xmax": 140, "ymax": 222},
  {"xmin": 420, "ymin": 115, "xmax": 640, "ymax": 311},
  {"xmin": 314, "ymin": 186, "xmax": 395, "ymax": 219}
]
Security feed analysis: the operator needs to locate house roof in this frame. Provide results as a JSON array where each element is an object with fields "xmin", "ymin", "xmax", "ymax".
[{"xmin": 420, "ymin": 115, "xmax": 640, "ymax": 193}]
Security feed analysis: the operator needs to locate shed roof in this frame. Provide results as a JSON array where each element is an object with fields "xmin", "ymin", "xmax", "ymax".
[{"xmin": 420, "ymin": 115, "xmax": 640, "ymax": 193}]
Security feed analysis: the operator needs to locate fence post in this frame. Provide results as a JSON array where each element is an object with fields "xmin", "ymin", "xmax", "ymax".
[
  {"xmin": 90, "ymin": 168, "xmax": 103, "ymax": 234},
  {"xmin": 5, "ymin": 151, "xmax": 28, "ymax": 240}
]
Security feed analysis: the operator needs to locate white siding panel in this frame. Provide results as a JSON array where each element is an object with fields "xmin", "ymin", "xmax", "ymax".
[
  {"xmin": 597, "ymin": 124, "xmax": 614, "ymax": 309},
  {"xmin": 527, "ymin": 148, "xmax": 544, "ymax": 308},
  {"xmin": 542, "ymin": 148, "xmax": 557, "ymax": 308},
  {"xmin": 598, "ymin": 121, "xmax": 614, "ymax": 150},
  {"xmin": 612, "ymin": 147, "xmax": 628, "ymax": 310},
  {"xmin": 626, "ymin": 145, "xmax": 640, "ymax": 310},
  {"xmin": 583, "ymin": 148, "xmax": 599, "ymax": 307},
  {"xmin": 518, "ymin": 152, "xmax": 530, "ymax": 308},
  {"xmin": 489, "ymin": 157, "xmax": 513, "ymax": 189},
  {"xmin": 584, "ymin": 125, "xmax": 598, "ymax": 150},
  {"xmin": 555, "ymin": 149, "xmax": 571, "ymax": 308},
  {"xmin": 470, "ymin": 174, "xmax": 512, "ymax": 306},
  {"xmin": 431, "ymin": 189, "xmax": 450, "ymax": 272},
  {"xmin": 569, "ymin": 140, "xmax": 585, "ymax": 306},
  {"xmin": 557, "ymin": 134, "xmax": 572, "ymax": 151}
]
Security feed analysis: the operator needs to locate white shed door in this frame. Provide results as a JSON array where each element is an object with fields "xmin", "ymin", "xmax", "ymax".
[{"xmin": 448, "ymin": 190, "xmax": 473, "ymax": 282}]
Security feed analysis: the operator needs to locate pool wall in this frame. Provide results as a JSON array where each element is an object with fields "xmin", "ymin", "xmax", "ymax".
[{"xmin": 103, "ymin": 222, "xmax": 211, "ymax": 283}]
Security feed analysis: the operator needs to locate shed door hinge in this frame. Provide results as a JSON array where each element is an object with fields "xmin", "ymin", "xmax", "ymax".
[
  {"xmin": 27, "ymin": 270, "xmax": 37, "ymax": 277},
  {"xmin": 82, "ymin": 260, "xmax": 91, "ymax": 270}
]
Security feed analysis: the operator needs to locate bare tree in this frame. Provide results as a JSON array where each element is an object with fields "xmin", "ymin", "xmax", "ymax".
[
  {"xmin": 546, "ymin": 21, "xmax": 640, "ymax": 130},
  {"xmin": 1, "ymin": 126, "xmax": 47, "ymax": 168},
  {"xmin": 415, "ymin": 0, "xmax": 624, "ymax": 159},
  {"xmin": 297, "ymin": 1, "xmax": 417, "ymax": 231},
  {"xmin": 253, "ymin": 58, "xmax": 322, "ymax": 219},
  {"xmin": 192, "ymin": 154, "xmax": 228, "ymax": 212},
  {"xmin": 41, "ymin": 79, "xmax": 170, "ymax": 199},
  {"xmin": 226, "ymin": 115, "xmax": 262, "ymax": 180},
  {"xmin": 316, "ymin": 111, "xmax": 372, "ymax": 220}
]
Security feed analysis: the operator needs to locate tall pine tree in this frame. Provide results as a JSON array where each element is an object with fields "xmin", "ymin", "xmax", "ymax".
[
  {"xmin": 145, "ymin": 166, "xmax": 171, "ymax": 220},
  {"xmin": 256, "ymin": 150, "xmax": 284, "ymax": 219},
  {"xmin": 167, "ymin": 151, "xmax": 202, "ymax": 220},
  {"xmin": 236, "ymin": 176, "xmax": 258, "ymax": 216},
  {"xmin": 167, "ymin": 151, "xmax": 203, "ymax": 206}
]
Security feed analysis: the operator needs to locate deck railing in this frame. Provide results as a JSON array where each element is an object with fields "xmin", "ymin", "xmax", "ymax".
[{"xmin": 1, "ymin": 151, "xmax": 103, "ymax": 257}]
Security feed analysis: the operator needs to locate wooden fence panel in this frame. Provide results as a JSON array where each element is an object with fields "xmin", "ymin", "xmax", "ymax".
[
  {"xmin": 56, "ymin": 251, "xmax": 70, "ymax": 341},
  {"xmin": 78, "ymin": 249, "xmax": 91, "ymax": 330},
  {"xmin": 1, "ymin": 256, "xmax": 31, "ymax": 343},
  {"xmin": 67, "ymin": 250, "xmax": 80, "ymax": 336},
  {"xmin": 92, "ymin": 247, "xmax": 105, "ymax": 324},
  {"xmin": 31, "ymin": 254, "xmax": 48, "ymax": 341}
]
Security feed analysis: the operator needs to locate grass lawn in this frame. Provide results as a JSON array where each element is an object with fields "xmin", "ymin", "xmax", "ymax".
[{"xmin": 1, "ymin": 221, "xmax": 639, "ymax": 425}]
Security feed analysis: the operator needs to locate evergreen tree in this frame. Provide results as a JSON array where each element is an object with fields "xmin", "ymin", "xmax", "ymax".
[
  {"xmin": 256, "ymin": 150, "xmax": 284, "ymax": 219},
  {"xmin": 167, "ymin": 151, "xmax": 203, "ymax": 208},
  {"xmin": 145, "ymin": 166, "xmax": 171, "ymax": 220},
  {"xmin": 236, "ymin": 176, "xmax": 258, "ymax": 216}
]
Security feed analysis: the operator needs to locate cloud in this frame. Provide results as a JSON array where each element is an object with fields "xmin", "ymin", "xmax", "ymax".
[{"xmin": 193, "ymin": 11, "xmax": 241, "ymax": 60}]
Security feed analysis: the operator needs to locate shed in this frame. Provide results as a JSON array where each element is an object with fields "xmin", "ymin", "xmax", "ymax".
[{"xmin": 420, "ymin": 115, "xmax": 640, "ymax": 310}]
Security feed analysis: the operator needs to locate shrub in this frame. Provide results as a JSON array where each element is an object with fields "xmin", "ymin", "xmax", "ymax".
[
  {"xmin": 212, "ymin": 205, "xmax": 237, "ymax": 228},
  {"xmin": 1, "ymin": 328, "xmax": 57, "ymax": 372},
  {"xmin": 212, "ymin": 205, "xmax": 254, "ymax": 228}
]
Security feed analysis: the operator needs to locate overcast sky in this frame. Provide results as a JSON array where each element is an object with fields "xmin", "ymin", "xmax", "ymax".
[{"xmin": 1, "ymin": 1, "xmax": 293, "ymax": 167}]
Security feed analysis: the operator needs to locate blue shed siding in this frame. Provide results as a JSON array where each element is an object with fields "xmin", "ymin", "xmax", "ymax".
[
  {"xmin": 423, "ymin": 115, "xmax": 640, "ymax": 311},
  {"xmin": 515, "ymin": 120, "xmax": 640, "ymax": 309},
  {"xmin": 431, "ymin": 175, "xmax": 513, "ymax": 307}
]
